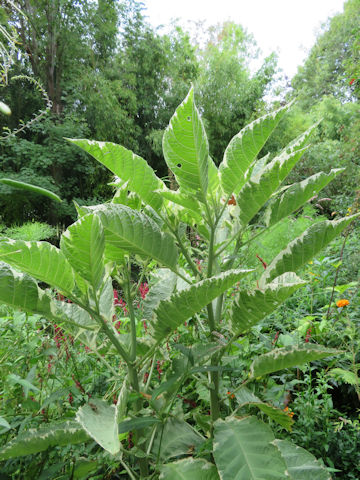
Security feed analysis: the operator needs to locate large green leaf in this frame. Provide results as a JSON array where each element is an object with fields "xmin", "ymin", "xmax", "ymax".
[
  {"xmin": 151, "ymin": 269, "xmax": 252, "ymax": 341},
  {"xmin": 250, "ymin": 344, "xmax": 339, "ymax": 378},
  {"xmin": 213, "ymin": 417, "xmax": 287, "ymax": 479},
  {"xmin": 219, "ymin": 103, "xmax": 290, "ymax": 196},
  {"xmin": 163, "ymin": 87, "xmax": 209, "ymax": 199},
  {"xmin": 274, "ymin": 439, "xmax": 331, "ymax": 480},
  {"xmin": 152, "ymin": 417, "xmax": 205, "ymax": 461},
  {"xmin": 160, "ymin": 458, "xmax": 220, "ymax": 480},
  {"xmin": 0, "ymin": 421, "xmax": 89, "ymax": 460},
  {"xmin": 0, "ymin": 238, "xmax": 75, "ymax": 294},
  {"xmin": 76, "ymin": 399, "xmax": 120, "ymax": 455},
  {"xmin": 89, "ymin": 204, "xmax": 178, "ymax": 269},
  {"xmin": 230, "ymin": 273, "xmax": 306, "ymax": 334},
  {"xmin": 68, "ymin": 139, "xmax": 165, "ymax": 211},
  {"xmin": 260, "ymin": 214, "xmax": 359, "ymax": 285},
  {"xmin": 264, "ymin": 169, "xmax": 343, "ymax": 227},
  {"xmin": 61, "ymin": 214, "xmax": 105, "ymax": 292}
]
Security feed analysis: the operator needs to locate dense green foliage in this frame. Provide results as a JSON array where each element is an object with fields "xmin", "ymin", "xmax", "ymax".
[{"xmin": 0, "ymin": 0, "xmax": 359, "ymax": 478}]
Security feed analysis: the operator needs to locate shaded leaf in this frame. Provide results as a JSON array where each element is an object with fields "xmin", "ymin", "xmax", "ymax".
[
  {"xmin": 76, "ymin": 399, "xmax": 120, "ymax": 455},
  {"xmin": 0, "ymin": 421, "xmax": 89, "ymax": 460},
  {"xmin": 274, "ymin": 439, "xmax": 331, "ymax": 480}
]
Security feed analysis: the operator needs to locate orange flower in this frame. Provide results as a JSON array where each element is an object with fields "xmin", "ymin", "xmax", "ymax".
[
  {"xmin": 284, "ymin": 406, "xmax": 294, "ymax": 418},
  {"xmin": 227, "ymin": 391, "xmax": 235, "ymax": 399},
  {"xmin": 336, "ymin": 299, "xmax": 350, "ymax": 308}
]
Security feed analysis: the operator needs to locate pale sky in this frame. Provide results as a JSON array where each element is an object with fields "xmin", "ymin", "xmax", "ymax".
[{"xmin": 143, "ymin": 0, "xmax": 346, "ymax": 79}]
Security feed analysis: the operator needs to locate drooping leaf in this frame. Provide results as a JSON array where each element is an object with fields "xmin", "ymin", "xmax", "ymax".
[
  {"xmin": 0, "ymin": 416, "xmax": 11, "ymax": 430},
  {"xmin": 163, "ymin": 87, "xmax": 209, "ymax": 200},
  {"xmin": 264, "ymin": 169, "xmax": 343, "ymax": 227},
  {"xmin": 260, "ymin": 214, "xmax": 359, "ymax": 285},
  {"xmin": 89, "ymin": 204, "xmax": 178, "ymax": 269},
  {"xmin": 152, "ymin": 417, "xmax": 205, "ymax": 461},
  {"xmin": 230, "ymin": 273, "xmax": 306, "ymax": 334},
  {"xmin": 160, "ymin": 458, "xmax": 220, "ymax": 480},
  {"xmin": 151, "ymin": 269, "xmax": 252, "ymax": 341},
  {"xmin": 0, "ymin": 421, "xmax": 89, "ymax": 460},
  {"xmin": 273, "ymin": 439, "xmax": 331, "ymax": 480},
  {"xmin": 233, "ymin": 387, "xmax": 294, "ymax": 431},
  {"xmin": 61, "ymin": 214, "xmax": 105, "ymax": 292},
  {"xmin": 213, "ymin": 416, "xmax": 287, "ymax": 479},
  {"xmin": 250, "ymin": 345, "xmax": 340, "ymax": 378},
  {"xmin": 67, "ymin": 139, "xmax": 165, "ymax": 211},
  {"xmin": 0, "ymin": 178, "xmax": 62, "ymax": 202},
  {"xmin": 76, "ymin": 399, "xmax": 120, "ymax": 455},
  {"xmin": 0, "ymin": 263, "xmax": 57, "ymax": 316},
  {"xmin": 219, "ymin": 103, "xmax": 291, "ymax": 197},
  {"xmin": 0, "ymin": 238, "xmax": 75, "ymax": 294}
]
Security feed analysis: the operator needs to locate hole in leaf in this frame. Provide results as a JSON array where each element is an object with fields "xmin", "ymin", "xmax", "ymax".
[
  {"xmin": 187, "ymin": 116, "xmax": 191, "ymax": 121},
  {"xmin": 177, "ymin": 163, "xmax": 182, "ymax": 168}
]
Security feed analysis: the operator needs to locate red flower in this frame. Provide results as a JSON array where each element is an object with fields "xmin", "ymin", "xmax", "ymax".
[{"xmin": 349, "ymin": 78, "xmax": 355, "ymax": 86}]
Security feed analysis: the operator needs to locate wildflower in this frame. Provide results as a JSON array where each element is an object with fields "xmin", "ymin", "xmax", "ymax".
[
  {"xmin": 139, "ymin": 282, "xmax": 149, "ymax": 299},
  {"xmin": 227, "ymin": 391, "xmax": 235, "ymax": 399},
  {"xmin": 68, "ymin": 393, "xmax": 73, "ymax": 405},
  {"xmin": 349, "ymin": 78, "xmax": 355, "ymax": 86},
  {"xmin": 284, "ymin": 406, "xmax": 294, "ymax": 418},
  {"xmin": 305, "ymin": 327, "xmax": 312, "ymax": 343},
  {"xmin": 336, "ymin": 299, "xmax": 350, "ymax": 308}
]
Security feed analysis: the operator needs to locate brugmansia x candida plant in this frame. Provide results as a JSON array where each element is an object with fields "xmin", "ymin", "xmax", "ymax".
[{"xmin": 0, "ymin": 87, "xmax": 357, "ymax": 478}]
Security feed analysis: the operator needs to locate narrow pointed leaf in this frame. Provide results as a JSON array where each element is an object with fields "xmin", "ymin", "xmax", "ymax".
[
  {"xmin": 213, "ymin": 417, "xmax": 287, "ymax": 479},
  {"xmin": 230, "ymin": 273, "xmax": 306, "ymax": 334},
  {"xmin": 0, "ymin": 421, "xmax": 89, "ymax": 460},
  {"xmin": 0, "ymin": 178, "xmax": 62, "ymax": 202},
  {"xmin": 160, "ymin": 458, "xmax": 220, "ymax": 480},
  {"xmin": 273, "ymin": 439, "xmax": 331, "ymax": 480},
  {"xmin": 0, "ymin": 238, "xmax": 75, "ymax": 294},
  {"xmin": 91, "ymin": 204, "xmax": 178, "ymax": 269},
  {"xmin": 236, "ymin": 145, "xmax": 309, "ymax": 228},
  {"xmin": 219, "ymin": 103, "xmax": 291, "ymax": 196},
  {"xmin": 76, "ymin": 399, "xmax": 120, "ymax": 455},
  {"xmin": 152, "ymin": 417, "xmax": 205, "ymax": 461},
  {"xmin": 265, "ymin": 169, "xmax": 343, "ymax": 227},
  {"xmin": 68, "ymin": 139, "xmax": 165, "ymax": 211},
  {"xmin": 163, "ymin": 87, "xmax": 209, "ymax": 199},
  {"xmin": 260, "ymin": 214, "xmax": 359, "ymax": 285},
  {"xmin": 61, "ymin": 214, "xmax": 105, "ymax": 291},
  {"xmin": 151, "ymin": 269, "xmax": 253, "ymax": 341},
  {"xmin": 250, "ymin": 344, "xmax": 340, "ymax": 378}
]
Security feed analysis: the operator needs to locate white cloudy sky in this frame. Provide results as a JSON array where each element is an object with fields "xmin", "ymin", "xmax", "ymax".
[{"xmin": 143, "ymin": 0, "xmax": 345, "ymax": 79}]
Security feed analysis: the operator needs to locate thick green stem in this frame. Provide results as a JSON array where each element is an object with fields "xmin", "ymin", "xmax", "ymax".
[
  {"xmin": 206, "ymin": 226, "xmax": 221, "ymax": 424},
  {"xmin": 173, "ymin": 228, "xmax": 200, "ymax": 278}
]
